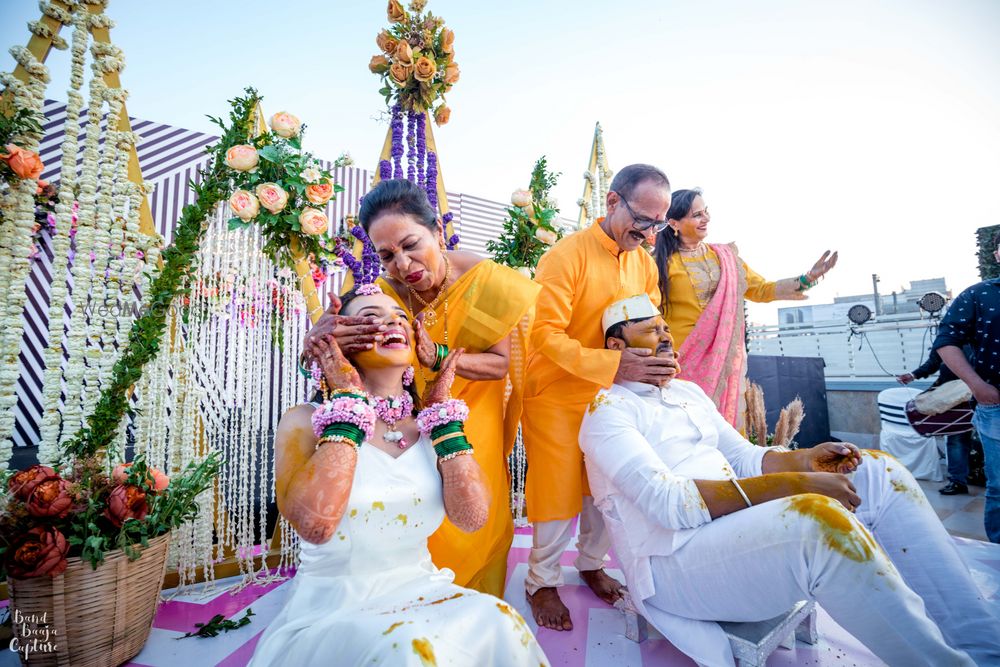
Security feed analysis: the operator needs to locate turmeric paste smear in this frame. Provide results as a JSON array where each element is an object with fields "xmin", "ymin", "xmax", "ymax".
[
  {"xmin": 412, "ymin": 638, "xmax": 437, "ymax": 667},
  {"xmin": 786, "ymin": 494, "xmax": 876, "ymax": 563}
]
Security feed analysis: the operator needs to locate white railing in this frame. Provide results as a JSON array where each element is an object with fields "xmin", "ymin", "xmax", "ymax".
[{"xmin": 747, "ymin": 319, "xmax": 941, "ymax": 385}]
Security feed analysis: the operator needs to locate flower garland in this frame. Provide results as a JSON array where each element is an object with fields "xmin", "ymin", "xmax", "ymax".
[
  {"xmin": 0, "ymin": 41, "xmax": 50, "ymax": 466},
  {"xmin": 486, "ymin": 156, "xmax": 563, "ymax": 277},
  {"xmin": 370, "ymin": 0, "xmax": 458, "ymax": 125}
]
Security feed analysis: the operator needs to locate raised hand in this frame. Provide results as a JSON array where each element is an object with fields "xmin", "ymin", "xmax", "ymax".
[
  {"xmin": 806, "ymin": 250, "xmax": 839, "ymax": 283},
  {"xmin": 311, "ymin": 334, "xmax": 363, "ymax": 394},
  {"xmin": 423, "ymin": 348, "xmax": 464, "ymax": 406},
  {"xmin": 304, "ymin": 291, "xmax": 385, "ymax": 361},
  {"xmin": 412, "ymin": 314, "xmax": 437, "ymax": 369}
]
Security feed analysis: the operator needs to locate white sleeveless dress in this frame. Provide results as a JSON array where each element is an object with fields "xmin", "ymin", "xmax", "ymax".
[{"xmin": 250, "ymin": 434, "xmax": 549, "ymax": 667}]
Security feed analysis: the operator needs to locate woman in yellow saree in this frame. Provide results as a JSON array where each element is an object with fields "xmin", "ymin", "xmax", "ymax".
[{"xmin": 305, "ymin": 179, "xmax": 539, "ymax": 596}]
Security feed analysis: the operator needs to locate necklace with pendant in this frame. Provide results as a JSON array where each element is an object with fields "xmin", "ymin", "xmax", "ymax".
[
  {"xmin": 369, "ymin": 392, "xmax": 414, "ymax": 449},
  {"xmin": 406, "ymin": 255, "xmax": 452, "ymax": 328}
]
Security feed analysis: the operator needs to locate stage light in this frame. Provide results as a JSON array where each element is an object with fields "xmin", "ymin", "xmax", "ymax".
[
  {"xmin": 848, "ymin": 304, "xmax": 872, "ymax": 325},
  {"xmin": 918, "ymin": 292, "xmax": 947, "ymax": 316}
]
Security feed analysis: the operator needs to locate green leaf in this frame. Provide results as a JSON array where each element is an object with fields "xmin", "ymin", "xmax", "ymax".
[
  {"xmin": 288, "ymin": 135, "xmax": 302, "ymax": 150},
  {"xmin": 258, "ymin": 145, "xmax": 282, "ymax": 163},
  {"xmin": 228, "ymin": 217, "xmax": 250, "ymax": 231}
]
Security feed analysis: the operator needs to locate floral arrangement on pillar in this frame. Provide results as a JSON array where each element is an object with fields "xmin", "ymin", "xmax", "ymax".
[
  {"xmin": 222, "ymin": 108, "xmax": 348, "ymax": 268},
  {"xmin": 369, "ymin": 0, "xmax": 459, "ymax": 249},
  {"xmin": 486, "ymin": 156, "xmax": 562, "ymax": 278}
]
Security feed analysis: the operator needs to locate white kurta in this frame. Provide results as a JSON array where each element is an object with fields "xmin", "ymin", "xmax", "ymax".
[
  {"xmin": 250, "ymin": 435, "xmax": 549, "ymax": 667},
  {"xmin": 580, "ymin": 380, "xmax": 995, "ymax": 667}
]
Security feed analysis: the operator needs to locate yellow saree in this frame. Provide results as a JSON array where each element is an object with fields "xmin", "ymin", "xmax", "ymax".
[{"xmin": 379, "ymin": 260, "xmax": 540, "ymax": 596}]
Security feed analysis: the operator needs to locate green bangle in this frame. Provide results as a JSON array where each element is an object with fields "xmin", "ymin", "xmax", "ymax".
[
  {"xmin": 797, "ymin": 274, "xmax": 816, "ymax": 291},
  {"xmin": 298, "ymin": 353, "xmax": 311, "ymax": 378},
  {"xmin": 430, "ymin": 421, "xmax": 465, "ymax": 440},
  {"xmin": 322, "ymin": 422, "xmax": 365, "ymax": 447},
  {"xmin": 434, "ymin": 434, "xmax": 473, "ymax": 458},
  {"xmin": 432, "ymin": 343, "xmax": 449, "ymax": 372}
]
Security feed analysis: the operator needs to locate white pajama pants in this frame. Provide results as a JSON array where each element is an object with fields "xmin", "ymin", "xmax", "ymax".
[
  {"xmin": 525, "ymin": 496, "xmax": 612, "ymax": 595},
  {"xmin": 646, "ymin": 451, "xmax": 1000, "ymax": 666}
]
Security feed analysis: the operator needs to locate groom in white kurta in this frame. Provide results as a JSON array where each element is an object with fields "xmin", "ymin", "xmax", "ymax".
[{"xmin": 579, "ymin": 295, "xmax": 1000, "ymax": 667}]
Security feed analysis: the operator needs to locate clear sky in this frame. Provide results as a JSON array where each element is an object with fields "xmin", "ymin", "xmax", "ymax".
[{"xmin": 3, "ymin": 0, "xmax": 999, "ymax": 325}]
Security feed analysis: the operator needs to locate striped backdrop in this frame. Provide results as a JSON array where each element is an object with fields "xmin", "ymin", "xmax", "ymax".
[{"xmin": 11, "ymin": 100, "xmax": 516, "ymax": 450}]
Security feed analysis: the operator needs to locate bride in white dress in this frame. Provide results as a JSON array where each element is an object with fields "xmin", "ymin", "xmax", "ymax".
[{"xmin": 250, "ymin": 286, "xmax": 549, "ymax": 667}]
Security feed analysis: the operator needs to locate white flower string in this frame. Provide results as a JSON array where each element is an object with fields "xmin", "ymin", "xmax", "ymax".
[
  {"xmin": 36, "ymin": 12, "xmax": 92, "ymax": 465},
  {"xmin": 0, "ymin": 43, "xmax": 49, "ymax": 465}
]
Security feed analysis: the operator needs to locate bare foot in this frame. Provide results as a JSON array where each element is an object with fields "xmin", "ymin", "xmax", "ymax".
[
  {"xmin": 526, "ymin": 587, "xmax": 573, "ymax": 631},
  {"xmin": 580, "ymin": 568, "xmax": 624, "ymax": 606}
]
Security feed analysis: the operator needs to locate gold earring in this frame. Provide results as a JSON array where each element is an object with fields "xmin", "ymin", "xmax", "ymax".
[{"xmin": 672, "ymin": 227, "xmax": 679, "ymax": 237}]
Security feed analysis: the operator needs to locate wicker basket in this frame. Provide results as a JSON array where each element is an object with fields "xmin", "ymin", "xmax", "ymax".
[{"xmin": 8, "ymin": 532, "xmax": 171, "ymax": 667}]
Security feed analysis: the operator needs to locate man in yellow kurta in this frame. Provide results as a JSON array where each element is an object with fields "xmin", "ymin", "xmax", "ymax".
[{"xmin": 522, "ymin": 164, "xmax": 675, "ymax": 630}]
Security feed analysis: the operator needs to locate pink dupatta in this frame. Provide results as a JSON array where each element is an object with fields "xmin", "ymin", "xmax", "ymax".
[{"xmin": 677, "ymin": 244, "xmax": 747, "ymax": 426}]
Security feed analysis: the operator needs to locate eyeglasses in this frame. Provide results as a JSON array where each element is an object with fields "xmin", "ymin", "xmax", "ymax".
[{"xmin": 613, "ymin": 192, "xmax": 668, "ymax": 233}]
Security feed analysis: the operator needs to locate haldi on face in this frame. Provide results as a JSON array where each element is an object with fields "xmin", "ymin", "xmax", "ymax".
[{"xmin": 343, "ymin": 292, "xmax": 416, "ymax": 369}]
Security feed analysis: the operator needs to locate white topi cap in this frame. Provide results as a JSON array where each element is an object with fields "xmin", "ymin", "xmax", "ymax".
[{"xmin": 602, "ymin": 294, "xmax": 659, "ymax": 334}]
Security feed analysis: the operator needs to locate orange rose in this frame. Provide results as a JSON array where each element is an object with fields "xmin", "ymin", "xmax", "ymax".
[
  {"xmin": 299, "ymin": 208, "xmax": 329, "ymax": 236},
  {"xmin": 444, "ymin": 62, "xmax": 460, "ymax": 85},
  {"xmin": 305, "ymin": 179, "xmax": 335, "ymax": 205},
  {"xmin": 7, "ymin": 526, "xmax": 69, "ymax": 578},
  {"xmin": 413, "ymin": 56, "xmax": 436, "ymax": 82},
  {"xmin": 440, "ymin": 28, "xmax": 455, "ymax": 55},
  {"xmin": 104, "ymin": 484, "xmax": 149, "ymax": 527},
  {"xmin": 269, "ymin": 112, "xmax": 301, "ymax": 139},
  {"xmin": 8, "ymin": 464, "xmax": 57, "ymax": 501},
  {"xmin": 1, "ymin": 144, "xmax": 44, "ymax": 180},
  {"xmin": 26, "ymin": 478, "xmax": 74, "ymax": 519},
  {"xmin": 112, "ymin": 462, "xmax": 170, "ymax": 493},
  {"xmin": 434, "ymin": 105, "xmax": 451, "ymax": 126},
  {"xmin": 369, "ymin": 54, "xmax": 389, "ymax": 73},
  {"xmin": 387, "ymin": 0, "xmax": 406, "ymax": 23},
  {"xmin": 394, "ymin": 40, "xmax": 413, "ymax": 65},
  {"xmin": 389, "ymin": 62, "xmax": 413, "ymax": 85},
  {"xmin": 376, "ymin": 30, "xmax": 397, "ymax": 55}
]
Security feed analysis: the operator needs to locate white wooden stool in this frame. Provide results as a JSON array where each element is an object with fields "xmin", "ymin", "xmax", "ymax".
[{"xmin": 614, "ymin": 589, "xmax": 818, "ymax": 667}]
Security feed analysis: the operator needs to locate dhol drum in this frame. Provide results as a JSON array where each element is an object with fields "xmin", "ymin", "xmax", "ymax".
[{"xmin": 905, "ymin": 379, "xmax": 974, "ymax": 436}]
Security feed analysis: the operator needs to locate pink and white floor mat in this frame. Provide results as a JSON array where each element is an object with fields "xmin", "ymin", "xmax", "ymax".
[{"xmin": 115, "ymin": 523, "xmax": 1000, "ymax": 667}]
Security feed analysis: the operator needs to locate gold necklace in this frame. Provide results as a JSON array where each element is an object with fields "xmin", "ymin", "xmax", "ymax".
[{"xmin": 407, "ymin": 255, "xmax": 451, "ymax": 328}]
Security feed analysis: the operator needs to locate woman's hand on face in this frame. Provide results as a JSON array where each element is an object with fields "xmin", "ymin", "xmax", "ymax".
[
  {"xmin": 304, "ymin": 293, "xmax": 385, "ymax": 361},
  {"xmin": 312, "ymin": 334, "xmax": 364, "ymax": 393},
  {"xmin": 806, "ymin": 250, "xmax": 839, "ymax": 283},
  {"xmin": 412, "ymin": 315, "xmax": 437, "ymax": 368},
  {"xmin": 423, "ymin": 348, "xmax": 464, "ymax": 406}
]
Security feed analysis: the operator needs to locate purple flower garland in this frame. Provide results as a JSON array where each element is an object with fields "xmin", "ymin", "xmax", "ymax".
[
  {"xmin": 416, "ymin": 112, "xmax": 426, "ymax": 188},
  {"xmin": 406, "ymin": 111, "xmax": 416, "ymax": 182},
  {"xmin": 379, "ymin": 160, "xmax": 392, "ymax": 180},
  {"xmin": 425, "ymin": 151, "xmax": 438, "ymax": 211},
  {"xmin": 390, "ymin": 104, "xmax": 404, "ymax": 179}
]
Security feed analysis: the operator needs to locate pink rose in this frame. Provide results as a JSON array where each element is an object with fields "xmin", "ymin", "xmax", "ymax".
[
  {"xmin": 255, "ymin": 183, "xmax": 289, "ymax": 214},
  {"xmin": 535, "ymin": 227, "xmax": 558, "ymax": 246},
  {"xmin": 7, "ymin": 526, "xmax": 68, "ymax": 578},
  {"xmin": 229, "ymin": 189, "xmax": 260, "ymax": 221},
  {"xmin": 299, "ymin": 208, "xmax": 329, "ymax": 236},
  {"xmin": 305, "ymin": 179, "xmax": 335, "ymax": 205},
  {"xmin": 26, "ymin": 478, "xmax": 73, "ymax": 519},
  {"xmin": 269, "ymin": 112, "xmax": 301, "ymax": 138},
  {"xmin": 511, "ymin": 189, "xmax": 532, "ymax": 208},
  {"xmin": 224, "ymin": 144, "xmax": 258, "ymax": 172}
]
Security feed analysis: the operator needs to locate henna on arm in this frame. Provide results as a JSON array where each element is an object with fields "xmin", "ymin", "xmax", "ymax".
[{"xmin": 439, "ymin": 455, "xmax": 490, "ymax": 532}]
